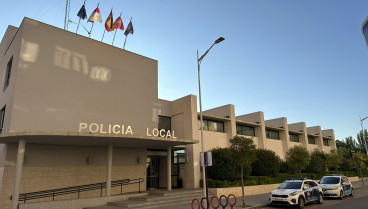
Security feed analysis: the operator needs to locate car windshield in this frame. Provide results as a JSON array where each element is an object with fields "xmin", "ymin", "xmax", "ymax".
[
  {"xmin": 278, "ymin": 181, "xmax": 302, "ymax": 189},
  {"xmin": 320, "ymin": 177, "xmax": 340, "ymax": 184}
]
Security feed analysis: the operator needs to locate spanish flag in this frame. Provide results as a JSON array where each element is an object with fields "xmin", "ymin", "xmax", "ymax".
[{"xmin": 105, "ymin": 10, "xmax": 114, "ymax": 32}]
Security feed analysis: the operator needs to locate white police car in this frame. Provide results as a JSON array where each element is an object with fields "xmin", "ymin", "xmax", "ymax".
[
  {"xmin": 269, "ymin": 178, "xmax": 323, "ymax": 209},
  {"xmin": 319, "ymin": 174, "xmax": 353, "ymax": 199}
]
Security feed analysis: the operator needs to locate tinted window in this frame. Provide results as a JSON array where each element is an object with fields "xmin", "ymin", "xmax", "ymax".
[
  {"xmin": 4, "ymin": 57, "xmax": 13, "ymax": 91},
  {"xmin": 266, "ymin": 129, "xmax": 280, "ymax": 140},
  {"xmin": 308, "ymin": 136, "xmax": 316, "ymax": 144},
  {"xmin": 320, "ymin": 177, "xmax": 340, "ymax": 184},
  {"xmin": 198, "ymin": 119, "xmax": 224, "ymax": 133},
  {"xmin": 290, "ymin": 133, "xmax": 300, "ymax": 142},
  {"xmin": 278, "ymin": 181, "xmax": 302, "ymax": 189},
  {"xmin": 0, "ymin": 106, "xmax": 5, "ymax": 133},
  {"xmin": 236, "ymin": 125, "xmax": 255, "ymax": 136},
  {"xmin": 158, "ymin": 116, "xmax": 171, "ymax": 131}
]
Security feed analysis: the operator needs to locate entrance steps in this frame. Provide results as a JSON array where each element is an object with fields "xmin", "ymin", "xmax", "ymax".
[{"xmin": 85, "ymin": 189, "xmax": 203, "ymax": 209}]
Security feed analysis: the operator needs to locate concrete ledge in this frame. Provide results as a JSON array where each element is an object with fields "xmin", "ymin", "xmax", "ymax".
[
  {"xmin": 18, "ymin": 193, "xmax": 147, "ymax": 209},
  {"xmin": 209, "ymin": 184, "xmax": 280, "ymax": 197}
]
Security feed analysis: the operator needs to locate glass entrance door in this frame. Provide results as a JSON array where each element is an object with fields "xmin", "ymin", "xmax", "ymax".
[{"xmin": 146, "ymin": 156, "xmax": 159, "ymax": 190}]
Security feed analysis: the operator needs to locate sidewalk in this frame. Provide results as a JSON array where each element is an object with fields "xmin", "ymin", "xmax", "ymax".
[{"xmin": 157, "ymin": 178, "xmax": 368, "ymax": 209}]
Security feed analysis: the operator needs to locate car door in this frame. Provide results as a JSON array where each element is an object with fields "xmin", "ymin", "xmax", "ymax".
[
  {"xmin": 342, "ymin": 177, "xmax": 351, "ymax": 195},
  {"xmin": 303, "ymin": 181, "xmax": 312, "ymax": 203},
  {"xmin": 309, "ymin": 181, "xmax": 319, "ymax": 201}
]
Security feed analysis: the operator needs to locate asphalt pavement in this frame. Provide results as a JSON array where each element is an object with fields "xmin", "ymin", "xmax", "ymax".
[{"xmin": 156, "ymin": 178, "xmax": 368, "ymax": 209}]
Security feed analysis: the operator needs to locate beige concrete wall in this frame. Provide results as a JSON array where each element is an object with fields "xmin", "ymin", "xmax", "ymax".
[
  {"xmin": 0, "ymin": 165, "xmax": 146, "ymax": 209},
  {"xmin": 170, "ymin": 95, "xmax": 198, "ymax": 189},
  {"xmin": 288, "ymin": 122, "xmax": 309, "ymax": 151},
  {"xmin": 322, "ymin": 129, "xmax": 337, "ymax": 150},
  {"xmin": 18, "ymin": 193, "xmax": 147, "ymax": 209},
  {"xmin": 0, "ymin": 144, "xmax": 146, "ymax": 209},
  {"xmin": 307, "ymin": 126, "xmax": 324, "ymax": 152},
  {"xmin": 10, "ymin": 18, "xmax": 159, "ymax": 136},
  {"xmin": 236, "ymin": 112, "xmax": 265, "ymax": 149},
  {"xmin": 0, "ymin": 25, "xmax": 22, "ymax": 134}
]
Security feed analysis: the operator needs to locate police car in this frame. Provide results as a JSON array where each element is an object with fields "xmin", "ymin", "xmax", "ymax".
[
  {"xmin": 319, "ymin": 174, "xmax": 353, "ymax": 199},
  {"xmin": 269, "ymin": 178, "xmax": 323, "ymax": 209}
]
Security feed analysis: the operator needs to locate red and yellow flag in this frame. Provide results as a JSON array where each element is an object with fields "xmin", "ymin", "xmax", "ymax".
[{"xmin": 105, "ymin": 10, "xmax": 114, "ymax": 32}]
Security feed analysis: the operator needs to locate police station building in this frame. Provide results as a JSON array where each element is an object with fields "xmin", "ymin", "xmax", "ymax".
[{"xmin": 0, "ymin": 18, "xmax": 336, "ymax": 209}]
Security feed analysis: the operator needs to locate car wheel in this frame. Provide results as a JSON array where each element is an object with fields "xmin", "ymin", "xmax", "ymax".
[
  {"xmin": 339, "ymin": 190, "xmax": 343, "ymax": 200},
  {"xmin": 318, "ymin": 193, "xmax": 323, "ymax": 204},
  {"xmin": 298, "ymin": 196, "xmax": 305, "ymax": 209},
  {"xmin": 350, "ymin": 188, "xmax": 354, "ymax": 196}
]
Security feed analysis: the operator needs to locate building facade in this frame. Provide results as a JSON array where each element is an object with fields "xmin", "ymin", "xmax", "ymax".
[{"xmin": 0, "ymin": 18, "xmax": 336, "ymax": 209}]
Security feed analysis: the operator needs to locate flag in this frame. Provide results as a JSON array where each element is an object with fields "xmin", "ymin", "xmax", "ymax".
[
  {"xmin": 77, "ymin": 4, "xmax": 87, "ymax": 19},
  {"xmin": 88, "ymin": 7, "xmax": 102, "ymax": 23},
  {"xmin": 124, "ymin": 20, "xmax": 134, "ymax": 36},
  {"xmin": 113, "ymin": 16, "xmax": 124, "ymax": 30},
  {"xmin": 105, "ymin": 10, "xmax": 114, "ymax": 32}
]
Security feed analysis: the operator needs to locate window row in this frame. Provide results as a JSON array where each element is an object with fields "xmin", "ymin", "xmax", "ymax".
[
  {"xmin": 3, "ymin": 56, "xmax": 13, "ymax": 91},
  {"xmin": 198, "ymin": 119, "xmax": 224, "ymax": 133}
]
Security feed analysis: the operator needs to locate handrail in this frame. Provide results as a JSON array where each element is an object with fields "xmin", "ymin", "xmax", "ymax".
[{"xmin": 11, "ymin": 178, "xmax": 144, "ymax": 203}]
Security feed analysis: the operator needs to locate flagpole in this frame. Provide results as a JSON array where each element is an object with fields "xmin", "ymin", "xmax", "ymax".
[
  {"xmin": 112, "ymin": 12, "xmax": 122, "ymax": 46},
  {"xmin": 76, "ymin": 0, "xmax": 86, "ymax": 34},
  {"xmin": 101, "ymin": 8, "xmax": 113, "ymax": 42},
  {"xmin": 123, "ymin": 17, "xmax": 132, "ymax": 50},
  {"xmin": 101, "ymin": 30, "xmax": 106, "ymax": 42},
  {"xmin": 89, "ymin": 2, "xmax": 99, "ymax": 38},
  {"xmin": 76, "ymin": 18, "xmax": 81, "ymax": 34}
]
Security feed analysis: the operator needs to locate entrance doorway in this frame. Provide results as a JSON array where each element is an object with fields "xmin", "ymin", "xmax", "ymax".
[
  {"xmin": 146, "ymin": 156, "xmax": 160, "ymax": 189},
  {"xmin": 146, "ymin": 149, "xmax": 185, "ymax": 190}
]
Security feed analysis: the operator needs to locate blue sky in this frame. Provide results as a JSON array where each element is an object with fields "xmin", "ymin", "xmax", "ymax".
[{"xmin": 1, "ymin": 0, "xmax": 368, "ymax": 141}]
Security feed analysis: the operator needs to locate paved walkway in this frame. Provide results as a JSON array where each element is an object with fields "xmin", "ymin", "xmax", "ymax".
[{"xmin": 156, "ymin": 179, "xmax": 368, "ymax": 209}]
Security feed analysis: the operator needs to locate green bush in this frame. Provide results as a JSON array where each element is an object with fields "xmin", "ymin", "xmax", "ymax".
[
  {"xmin": 252, "ymin": 149, "xmax": 281, "ymax": 177},
  {"xmin": 207, "ymin": 147, "xmax": 240, "ymax": 181},
  {"xmin": 305, "ymin": 150, "xmax": 327, "ymax": 174},
  {"xmin": 280, "ymin": 161, "xmax": 293, "ymax": 173}
]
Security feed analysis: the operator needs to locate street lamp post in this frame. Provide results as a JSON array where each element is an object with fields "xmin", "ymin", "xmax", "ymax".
[
  {"xmin": 360, "ymin": 116, "xmax": 368, "ymax": 156},
  {"xmin": 197, "ymin": 37, "xmax": 224, "ymax": 206}
]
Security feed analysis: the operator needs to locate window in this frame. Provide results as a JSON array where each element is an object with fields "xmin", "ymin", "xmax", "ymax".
[
  {"xmin": 158, "ymin": 116, "xmax": 171, "ymax": 131},
  {"xmin": 173, "ymin": 150, "xmax": 185, "ymax": 164},
  {"xmin": 198, "ymin": 119, "xmax": 224, "ymax": 133},
  {"xmin": 3, "ymin": 57, "xmax": 13, "ymax": 91},
  {"xmin": 0, "ymin": 106, "xmax": 5, "ymax": 133},
  {"xmin": 308, "ymin": 136, "xmax": 316, "ymax": 144},
  {"xmin": 289, "ymin": 133, "xmax": 300, "ymax": 142},
  {"xmin": 323, "ymin": 138, "xmax": 329, "ymax": 146},
  {"xmin": 266, "ymin": 129, "xmax": 279, "ymax": 140},
  {"xmin": 236, "ymin": 125, "xmax": 255, "ymax": 136}
]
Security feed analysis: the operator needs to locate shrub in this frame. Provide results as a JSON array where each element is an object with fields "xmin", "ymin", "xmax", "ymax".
[
  {"xmin": 252, "ymin": 149, "xmax": 281, "ymax": 177},
  {"xmin": 207, "ymin": 147, "xmax": 240, "ymax": 181},
  {"xmin": 305, "ymin": 150, "xmax": 327, "ymax": 174}
]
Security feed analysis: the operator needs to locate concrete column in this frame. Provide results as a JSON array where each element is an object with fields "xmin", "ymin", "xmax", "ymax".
[
  {"xmin": 167, "ymin": 146, "xmax": 172, "ymax": 191},
  {"xmin": 106, "ymin": 145, "xmax": 113, "ymax": 197},
  {"xmin": 11, "ymin": 139, "xmax": 26, "ymax": 209}
]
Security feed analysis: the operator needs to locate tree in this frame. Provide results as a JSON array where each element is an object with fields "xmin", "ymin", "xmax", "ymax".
[
  {"xmin": 285, "ymin": 146, "xmax": 311, "ymax": 177},
  {"xmin": 207, "ymin": 147, "xmax": 240, "ymax": 181},
  {"xmin": 326, "ymin": 150, "xmax": 343, "ymax": 173},
  {"xmin": 357, "ymin": 129, "xmax": 368, "ymax": 153},
  {"xmin": 305, "ymin": 150, "xmax": 327, "ymax": 174},
  {"xmin": 352, "ymin": 152, "xmax": 368, "ymax": 186},
  {"xmin": 230, "ymin": 135, "xmax": 257, "ymax": 208},
  {"xmin": 252, "ymin": 149, "xmax": 281, "ymax": 177}
]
